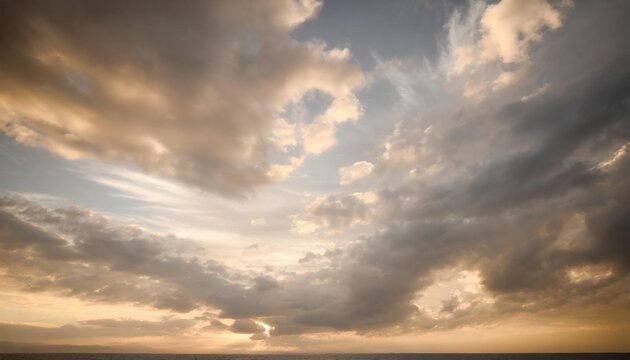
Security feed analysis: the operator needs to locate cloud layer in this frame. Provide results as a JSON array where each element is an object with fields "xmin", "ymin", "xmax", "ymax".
[{"xmin": 1, "ymin": 0, "xmax": 630, "ymax": 352}]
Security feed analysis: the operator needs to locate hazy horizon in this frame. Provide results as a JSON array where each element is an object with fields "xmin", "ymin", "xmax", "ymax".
[{"xmin": 0, "ymin": 0, "xmax": 629, "ymax": 354}]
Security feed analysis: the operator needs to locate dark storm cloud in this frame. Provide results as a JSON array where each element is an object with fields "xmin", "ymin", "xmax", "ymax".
[{"xmin": 0, "ymin": 0, "xmax": 364, "ymax": 197}]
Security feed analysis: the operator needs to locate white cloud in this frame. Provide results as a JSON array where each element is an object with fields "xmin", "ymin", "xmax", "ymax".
[
  {"xmin": 381, "ymin": 123, "xmax": 433, "ymax": 168},
  {"xmin": 339, "ymin": 161, "xmax": 374, "ymax": 186},
  {"xmin": 250, "ymin": 218, "xmax": 266, "ymax": 226},
  {"xmin": 301, "ymin": 121, "xmax": 336, "ymax": 156},
  {"xmin": 267, "ymin": 156, "xmax": 305, "ymax": 182},
  {"xmin": 447, "ymin": 0, "xmax": 568, "ymax": 94},
  {"xmin": 597, "ymin": 142, "xmax": 629, "ymax": 170},
  {"xmin": 303, "ymin": 95, "xmax": 363, "ymax": 155},
  {"xmin": 452, "ymin": 0, "xmax": 566, "ymax": 74},
  {"xmin": 520, "ymin": 83, "xmax": 549, "ymax": 101},
  {"xmin": 479, "ymin": 0, "xmax": 564, "ymax": 64},
  {"xmin": 491, "ymin": 64, "xmax": 531, "ymax": 91},
  {"xmin": 269, "ymin": 118, "xmax": 297, "ymax": 152}
]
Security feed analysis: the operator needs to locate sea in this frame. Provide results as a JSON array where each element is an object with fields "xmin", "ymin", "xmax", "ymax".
[{"xmin": 0, "ymin": 354, "xmax": 628, "ymax": 360}]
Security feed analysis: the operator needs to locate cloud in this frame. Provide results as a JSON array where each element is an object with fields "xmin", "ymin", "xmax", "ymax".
[
  {"xmin": 353, "ymin": 58, "xmax": 630, "ymax": 330},
  {"xmin": 0, "ymin": 0, "xmax": 365, "ymax": 197},
  {"xmin": 520, "ymin": 83, "xmax": 549, "ymax": 102},
  {"xmin": 451, "ymin": 0, "xmax": 567, "ymax": 74},
  {"xmin": 491, "ymin": 63, "xmax": 531, "ymax": 91},
  {"xmin": 339, "ymin": 161, "xmax": 374, "ymax": 186},
  {"xmin": 270, "ymin": 118, "xmax": 298, "ymax": 152},
  {"xmin": 0, "ymin": 341, "xmax": 152, "ymax": 354},
  {"xmin": 1, "ymin": 0, "xmax": 630, "ymax": 348},
  {"xmin": 377, "ymin": 122, "xmax": 436, "ymax": 172},
  {"xmin": 479, "ymin": 0, "xmax": 565, "ymax": 64},
  {"xmin": 2, "ymin": 116, "xmax": 630, "ymax": 338},
  {"xmin": 250, "ymin": 218, "xmax": 266, "ymax": 226},
  {"xmin": 287, "ymin": 50, "xmax": 630, "ymax": 335},
  {"xmin": 292, "ymin": 192, "xmax": 379, "ymax": 234},
  {"xmin": 303, "ymin": 94, "xmax": 364, "ymax": 155},
  {"xmin": 0, "ymin": 194, "xmax": 242, "ymax": 313},
  {"xmin": 4, "ymin": 57, "xmax": 629, "ymax": 339},
  {"xmin": 229, "ymin": 319, "xmax": 266, "ymax": 335},
  {"xmin": 0, "ymin": 194, "xmax": 377, "ymax": 337},
  {"xmin": 442, "ymin": 0, "xmax": 570, "ymax": 100},
  {"xmin": 0, "ymin": 318, "xmax": 198, "ymax": 342},
  {"xmin": 266, "ymin": 156, "xmax": 305, "ymax": 182}
]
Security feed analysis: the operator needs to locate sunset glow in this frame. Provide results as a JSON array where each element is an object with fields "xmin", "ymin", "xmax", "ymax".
[{"xmin": 0, "ymin": 0, "xmax": 629, "ymax": 354}]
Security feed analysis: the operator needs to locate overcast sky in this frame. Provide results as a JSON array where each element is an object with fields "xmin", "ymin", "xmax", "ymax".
[{"xmin": 0, "ymin": 0, "xmax": 629, "ymax": 353}]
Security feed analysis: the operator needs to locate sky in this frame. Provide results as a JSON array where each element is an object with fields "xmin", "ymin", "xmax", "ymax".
[{"xmin": 0, "ymin": 0, "xmax": 629, "ymax": 354}]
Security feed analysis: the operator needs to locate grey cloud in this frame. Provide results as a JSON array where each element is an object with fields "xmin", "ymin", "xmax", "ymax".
[
  {"xmin": 0, "ymin": 0, "xmax": 365, "ymax": 197},
  {"xmin": 308, "ymin": 195, "xmax": 372, "ymax": 228},
  {"xmin": 210, "ymin": 320, "xmax": 229, "ymax": 330},
  {"xmin": 298, "ymin": 251, "xmax": 321, "ymax": 264},
  {"xmin": 251, "ymin": 275, "xmax": 280, "ymax": 293},
  {"xmin": 3, "ymin": 133, "xmax": 630, "ymax": 338},
  {"xmin": 392, "ymin": 61, "xmax": 630, "ymax": 221},
  {"xmin": 440, "ymin": 296, "xmax": 460, "ymax": 313},
  {"xmin": 0, "ymin": 195, "xmax": 361, "ymax": 336},
  {"xmin": 268, "ymin": 8, "xmax": 630, "ymax": 334},
  {"xmin": 0, "ymin": 341, "xmax": 152, "ymax": 354},
  {"xmin": 0, "ymin": 318, "xmax": 197, "ymax": 342},
  {"xmin": 1, "ymin": 144, "xmax": 629, "ymax": 340},
  {"xmin": 328, "ymin": 45, "xmax": 630, "ymax": 335},
  {"xmin": 229, "ymin": 319, "xmax": 266, "ymax": 335},
  {"xmin": 0, "ymin": 195, "xmax": 244, "ymax": 313},
  {"xmin": 298, "ymin": 249, "xmax": 342, "ymax": 267},
  {"xmin": 584, "ymin": 149, "xmax": 630, "ymax": 270},
  {"xmin": 292, "ymin": 192, "xmax": 379, "ymax": 233}
]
